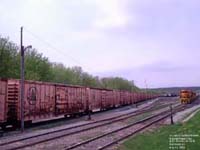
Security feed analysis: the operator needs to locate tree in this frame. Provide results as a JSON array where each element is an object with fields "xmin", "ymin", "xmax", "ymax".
[
  {"xmin": 0, "ymin": 35, "xmax": 140, "ymax": 92},
  {"xmin": 0, "ymin": 37, "xmax": 20, "ymax": 78},
  {"xmin": 24, "ymin": 49, "xmax": 52, "ymax": 81}
]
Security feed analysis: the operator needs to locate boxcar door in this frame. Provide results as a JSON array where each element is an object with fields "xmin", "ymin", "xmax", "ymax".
[
  {"xmin": 55, "ymin": 86, "xmax": 68, "ymax": 115},
  {"xmin": 101, "ymin": 91, "xmax": 106, "ymax": 110}
]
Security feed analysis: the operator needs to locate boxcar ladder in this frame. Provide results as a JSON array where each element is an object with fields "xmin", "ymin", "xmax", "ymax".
[{"xmin": 7, "ymin": 82, "xmax": 19, "ymax": 123}]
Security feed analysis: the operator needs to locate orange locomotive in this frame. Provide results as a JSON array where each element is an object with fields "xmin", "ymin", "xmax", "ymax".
[{"xmin": 180, "ymin": 90, "xmax": 197, "ymax": 104}]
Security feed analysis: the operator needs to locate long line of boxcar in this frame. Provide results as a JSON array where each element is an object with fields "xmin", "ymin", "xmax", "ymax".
[{"xmin": 0, "ymin": 79, "xmax": 159, "ymax": 129}]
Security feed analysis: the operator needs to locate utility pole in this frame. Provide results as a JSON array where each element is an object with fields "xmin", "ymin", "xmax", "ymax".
[
  {"xmin": 170, "ymin": 104, "xmax": 174, "ymax": 125},
  {"xmin": 144, "ymin": 79, "xmax": 148, "ymax": 93},
  {"xmin": 87, "ymin": 88, "xmax": 91, "ymax": 120},
  {"xmin": 20, "ymin": 27, "xmax": 24, "ymax": 132},
  {"xmin": 20, "ymin": 27, "xmax": 32, "ymax": 132},
  {"xmin": 131, "ymin": 80, "xmax": 137, "ymax": 108},
  {"xmin": 131, "ymin": 80, "xmax": 134, "ymax": 92}
]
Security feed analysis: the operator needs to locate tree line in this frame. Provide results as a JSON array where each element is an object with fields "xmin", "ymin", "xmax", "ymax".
[{"xmin": 0, "ymin": 36, "xmax": 139, "ymax": 92}]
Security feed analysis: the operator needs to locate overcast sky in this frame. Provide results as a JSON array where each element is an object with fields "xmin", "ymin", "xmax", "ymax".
[{"xmin": 0, "ymin": 0, "xmax": 200, "ymax": 88}]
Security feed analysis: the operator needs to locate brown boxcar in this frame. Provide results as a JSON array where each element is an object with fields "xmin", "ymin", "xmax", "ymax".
[
  {"xmin": 130, "ymin": 93, "xmax": 134, "ymax": 104},
  {"xmin": 4, "ymin": 79, "xmax": 56, "ymax": 124},
  {"xmin": 104, "ymin": 90, "xmax": 114, "ymax": 109},
  {"xmin": 5, "ymin": 79, "xmax": 20, "ymax": 125},
  {"xmin": 89, "ymin": 88, "xmax": 103, "ymax": 112},
  {"xmin": 113, "ymin": 90, "xmax": 120, "ymax": 107},
  {"xmin": 0, "ymin": 79, "xmax": 7, "ymax": 125},
  {"xmin": 55, "ymin": 85, "xmax": 87, "ymax": 116},
  {"xmin": 0, "ymin": 78, "xmax": 159, "ymax": 128},
  {"xmin": 23, "ymin": 80, "xmax": 56, "ymax": 122}
]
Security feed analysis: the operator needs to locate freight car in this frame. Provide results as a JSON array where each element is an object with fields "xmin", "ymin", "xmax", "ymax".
[
  {"xmin": 0, "ymin": 79, "xmax": 158, "ymax": 129},
  {"xmin": 180, "ymin": 90, "xmax": 197, "ymax": 104}
]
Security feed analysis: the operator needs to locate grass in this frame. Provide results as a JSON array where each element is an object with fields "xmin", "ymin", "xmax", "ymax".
[{"xmin": 121, "ymin": 110, "xmax": 200, "ymax": 150}]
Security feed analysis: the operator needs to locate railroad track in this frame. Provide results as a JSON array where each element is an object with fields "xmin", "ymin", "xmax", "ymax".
[
  {"xmin": 0, "ymin": 101, "xmax": 179, "ymax": 150},
  {"xmin": 65, "ymin": 104, "xmax": 186, "ymax": 150}
]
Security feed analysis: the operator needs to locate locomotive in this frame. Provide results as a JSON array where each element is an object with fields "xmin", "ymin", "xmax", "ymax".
[
  {"xmin": 180, "ymin": 90, "xmax": 197, "ymax": 104},
  {"xmin": 0, "ymin": 79, "xmax": 158, "ymax": 129}
]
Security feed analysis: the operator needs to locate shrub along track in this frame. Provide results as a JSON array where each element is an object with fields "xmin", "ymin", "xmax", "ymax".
[{"xmin": 0, "ymin": 99, "xmax": 179, "ymax": 150}]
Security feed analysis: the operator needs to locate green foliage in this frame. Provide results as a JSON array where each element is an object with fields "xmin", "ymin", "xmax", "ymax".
[
  {"xmin": 0, "ymin": 36, "xmax": 140, "ymax": 91},
  {"xmin": 101, "ymin": 77, "xmax": 139, "ymax": 92},
  {"xmin": 0, "ymin": 37, "xmax": 20, "ymax": 78},
  {"xmin": 25, "ymin": 49, "xmax": 52, "ymax": 81}
]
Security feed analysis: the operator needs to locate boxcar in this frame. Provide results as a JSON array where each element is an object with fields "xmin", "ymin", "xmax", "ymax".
[
  {"xmin": 87, "ymin": 88, "xmax": 101, "ymax": 112},
  {"xmin": 0, "ymin": 78, "xmax": 159, "ymax": 129},
  {"xmin": 0, "ymin": 79, "xmax": 7, "ymax": 127},
  {"xmin": 55, "ymin": 85, "xmax": 88, "ymax": 116}
]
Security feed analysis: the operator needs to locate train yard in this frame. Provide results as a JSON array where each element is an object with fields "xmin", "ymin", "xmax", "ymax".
[
  {"xmin": 1, "ymin": 3, "xmax": 200, "ymax": 149},
  {"xmin": 0, "ymin": 96, "xmax": 194, "ymax": 150},
  {"xmin": 0, "ymin": 78, "xmax": 199, "ymax": 150}
]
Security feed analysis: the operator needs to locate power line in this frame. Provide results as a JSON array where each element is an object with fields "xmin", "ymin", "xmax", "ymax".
[
  {"xmin": 23, "ymin": 27, "xmax": 94, "ymax": 72},
  {"xmin": 23, "ymin": 27, "xmax": 82, "ymax": 64}
]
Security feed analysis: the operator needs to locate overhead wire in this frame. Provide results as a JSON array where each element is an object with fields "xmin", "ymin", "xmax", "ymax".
[{"xmin": 23, "ymin": 27, "xmax": 94, "ymax": 72}]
